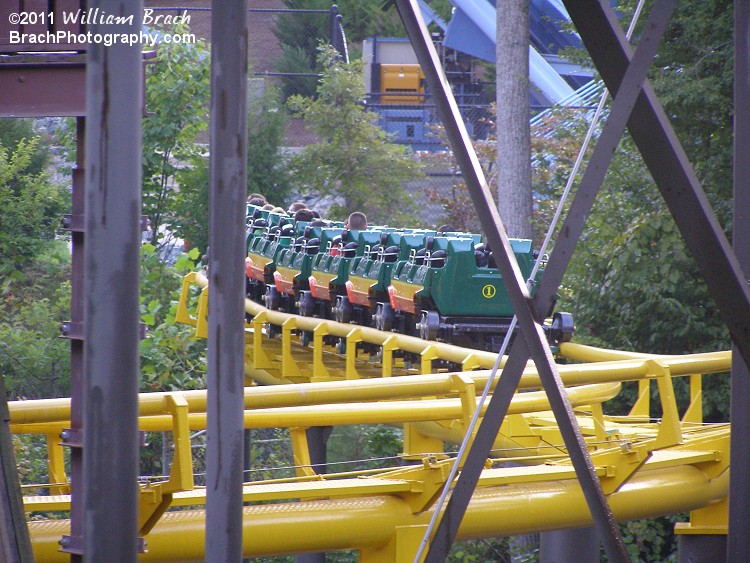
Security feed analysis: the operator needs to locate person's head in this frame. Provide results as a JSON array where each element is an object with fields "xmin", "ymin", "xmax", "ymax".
[
  {"xmin": 262, "ymin": 203, "xmax": 275, "ymax": 211},
  {"xmin": 345, "ymin": 211, "xmax": 367, "ymax": 230},
  {"xmin": 310, "ymin": 209, "xmax": 321, "ymax": 219},
  {"xmin": 271, "ymin": 206, "xmax": 287, "ymax": 215},
  {"xmin": 293, "ymin": 208, "xmax": 315, "ymax": 223},
  {"xmin": 247, "ymin": 197, "xmax": 265, "ymax": 207},
  {"xmin": 287, "ymin": 201, "xmax": 307, "ymax": 214},
  {"xmin": 437, "ymin": 224, "xmax": 456, "ymax": 233},
  {"xmin": 247, "ymin": 193, "xmax": 267, "ymax": 204}
]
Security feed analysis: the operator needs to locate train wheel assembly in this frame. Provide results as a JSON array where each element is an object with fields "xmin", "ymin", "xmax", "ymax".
[
  {"xmin": 262, "ymin": 286, "xmax": 279, "ymax": 311},
  {"xmin": 373, "ymin": 302, "xmax": 394, "ymax": 332},
  {"xmin": 416, "ymin": 310, "xmax": 440, "ymax": 340},
  {"xmin": 547, "ymin": 312, "xmax": 575, "ymax": 344},
  {"xmin": 332, "ymin": 295, "xmax": 353, "ymax": 324}
]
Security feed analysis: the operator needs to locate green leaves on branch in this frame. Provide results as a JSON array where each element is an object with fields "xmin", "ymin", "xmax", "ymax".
[
  {"xmin": 0, "ymin": 137, "xmax": 68, "ymax": 283},
  {"xmin": 139, "ymin": 244, "xmax": 206, "ymax": 392},
  {"xmin": 287, "ymin": 46, "xmax": 422, "ymax": 222},
  {"xmin": 142, "ymin": 27, "xmax": 210, "ymax": 250}
]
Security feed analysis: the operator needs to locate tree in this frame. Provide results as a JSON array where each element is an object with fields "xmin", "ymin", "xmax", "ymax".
[
  {"xmin": 142, "ymin": 27, "xmax": 210, "ymax": 250},
  {"xmin": 0, "ymin": 128, "xmax": 70, "ymax": 401},
  {"xmin": 287, "ymin": 46, "xmax": 422, "ymax": 222},
  {"xmin": 496, "ymin": 0, "xmax": 534, "ymax": 239},
  {"xmin": 273, "ymin": 0, "xmax": 408, "ymax": 100},
  {"xmin": 650, "ymin": 0, "xmax": 733, "ymax": 227},
  {"xmin": 422, "ymin": 111, "xmax": 498, "ymax": 232},
  {"xmin": 246, "ymin": 84, "xmax": 291, "ymax": 204},
  {"xmin": 171, "ymin": 81, "xmax": 290, "ymax": 255},
  {"xmin": 0, "ymin": 136, "xmax": 68, "ymax": 284}
]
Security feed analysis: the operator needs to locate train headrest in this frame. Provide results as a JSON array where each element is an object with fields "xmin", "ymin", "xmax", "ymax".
[
  {"xmin": 379, "ymin": 232, "xmax": 389, "ymax": 245},
  {"xmin": 280, "ymin": 224, "xmax": 295, "ymax": 237},
  {"xmin": 367, "ymin": 244, "xmax": 383, "ymax": 259},
  {"xmin": 304, "ymin": 238, "xmax": 321, "ymax": 254},
  {"xmin": 475, "ymin": 242, "xmax": 494, "ymax": 268},
  {"xmin": 342, "ymin": 241, "xmax": 358, "ymax": 258},
  {"xmin": 487, "ymin": 252, "xmax": 497, "ymax": 269},
  {"xmin": 428, "ymin": 249, "xmax": 447, "ymax": 268},
  {"xmin": 383, "ymin": 245, "xmax": 399, "ymax": 263},
  {"xmin": 293, "ymin": 236, "xmax": 306, "ymax": 252}
]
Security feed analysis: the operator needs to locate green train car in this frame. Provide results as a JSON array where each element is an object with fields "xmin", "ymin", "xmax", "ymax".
[{"xmin": 243, "ymin": 205, "xmax": 573, "ymax": 351}]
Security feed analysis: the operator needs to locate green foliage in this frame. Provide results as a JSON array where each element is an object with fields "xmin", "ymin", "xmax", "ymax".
[
  {"xmin": 0, "ymin": 119, "xmax": 49, "ymax": 179},
  {"xmin": 327, "ymin": 425, "xmax": 403, "ymax": 471},
  {"xmin": 171, "ymin": 160, "xmax": 209, "ymax": 255},
  {"xmin": 448, "ymin": 538, "xmax": 515, "ymax": 562},
  {"xmin": 0, "ymin": 241, "xmax": 71, "ymax": 400},
  {"xmin": 0, "ymin": 137, "xmax": 68, "ymax": 282},
  {"xmin": 170, "ymin": 82, "xmax": 290, "ymax": 255},
  {"xmin": 139, "ymin": 244, "xmax": 206, "ymax": 393},
  {"xmin": 617, "ymin": 515, "xmax": 685, "ymax": 562},
  {"xmin": 142, "ymin": 27, "xmax": 210, "ymax": 250},
  {"xmin": 288, "ymin": 46, "xmax": 422, "ymax": 222},
  {"xmin": 421, "ymin": 110, "xmax": 498, "ymax": 232},
  {"xmin": 650, "ymin": 0, "xmax": 733, "ymax": 227},
  {"xmin": 247, "ymin": 85, "xmax": 291, "ymax": 204},
  {"xmin": 272, "ymin": 0, "xmax": 407, "ymax": 100}
]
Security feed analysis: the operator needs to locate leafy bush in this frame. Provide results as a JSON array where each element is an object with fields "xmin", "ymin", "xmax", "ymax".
[
  {"xmin": 139, "ymin": 244, "xmax": 207, "ymax": 393},
  {"xmin": 288, "ymin": 46, "xmax": 421, "ymax": 223}
]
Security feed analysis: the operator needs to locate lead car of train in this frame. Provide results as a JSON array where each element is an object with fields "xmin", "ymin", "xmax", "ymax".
[{"xmin": 244, "ymin": 204, "xmax": 574, "ymax": 352}]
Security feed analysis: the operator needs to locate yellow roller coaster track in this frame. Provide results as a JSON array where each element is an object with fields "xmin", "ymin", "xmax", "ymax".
[{"xmin": 14, "ymin": 271, "xmax": 731, "ymax": 561}]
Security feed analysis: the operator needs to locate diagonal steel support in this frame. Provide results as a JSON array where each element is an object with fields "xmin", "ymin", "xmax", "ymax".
[
  {"xmin": 562, "ymin": 0, "xmax": 750, "ymax": 369},
  {"xmin": 392, "ymin": 0, "xmax": 666, "ymax": 561}
]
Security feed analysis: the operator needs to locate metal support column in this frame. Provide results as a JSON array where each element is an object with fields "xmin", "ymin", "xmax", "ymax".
[
  {"xmin": 393, "ymin": 1, "xmax": 628, "ymax": 561},
  {"xmin": 206, "ymin": 1, "xmax": 248, "ymax": 560},
  {"xmin": 295, "ymin": 426, "xmax": 333, "ymax": 563},
  {"xmin": 728, "ymin": 0, "xmax": 750, "ymax": 558},
  {"xmin": 63, "ymin": 116, "xmax": 85, "ymax": 561},
  {"xmin": 0, "ymin": 371, "xmax": 34, "ymax": 562},
  {"xmin": 540, "ymin": 528, "xmax": 600, "ymax": 563},
  {"xmin": 82, "ymin": 0, "xmax": 144, "ymax": 559}
]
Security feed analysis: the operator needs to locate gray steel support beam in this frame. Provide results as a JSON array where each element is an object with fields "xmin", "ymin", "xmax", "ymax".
[
  {"xmin": 66, "ymin": 117, "xmax": 85, "ymax": 562},
  {"xmin": 206, "ymin": 1, "xmax": 248, "ymax": 560},
  {"xmin": 728, "ymin": 1, "xmax": 750, "ymax": 559},
  {"xmin": 393, "ymin": 1, "xmax": 630, "ymax": 561},
  {"xmin": 679, "ymin": 534, "xmax": 727, "ymax": 562},
  {"xmin": 295, "ymin": 427, "xmax": 332, "ymax": 563},
  {"xmin": 540, "ymin": 528, "xmax": 600, "ymax": 563},
  {"xmin": 82, "ymin": 0, "xmax": 143, "ymax": 559},
  {"xmin": 0, "ymin": 372, "xmax": 34, "ymax": 562},
  {"xmin": 561, "ymin": 0, "xmax": 750, "ymax": 369}
]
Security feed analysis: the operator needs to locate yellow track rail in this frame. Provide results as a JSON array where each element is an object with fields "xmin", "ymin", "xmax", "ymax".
[{"xmin": 12, "ymin": 271, "xmax": 732, "ymax": 561}]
